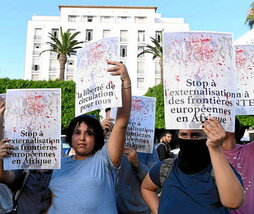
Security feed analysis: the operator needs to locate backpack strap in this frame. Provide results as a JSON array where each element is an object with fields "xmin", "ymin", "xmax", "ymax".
[
  {"xmin": 157, "ymin": 142, "xmax": 168, "ymax": 152},
  {"xmin": 12, "ymin": 169, "xmax": 30, "ymax": 211},
  {"xmin": 159, "ymin": 158, "xmax": 175, "ymax": 187}
]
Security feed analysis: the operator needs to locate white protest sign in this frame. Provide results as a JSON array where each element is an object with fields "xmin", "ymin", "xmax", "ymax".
[
  {"xmin": 125, "ymin": 96, "xmax": 156, "ymax": 154},
  {"xmin": 4, "ymin": 89, "xmax": 61, "ymax": 170},
  {"xmin": 75, "ymin": 37, "xmax": 122, "ymax": 116},
  {"xmin": 235, "ymin": 45, "xmax": 254, "ymax": 115},
  {"xmin": 163, "ymin": 32, "xmax": 236, "ymax": 132}
]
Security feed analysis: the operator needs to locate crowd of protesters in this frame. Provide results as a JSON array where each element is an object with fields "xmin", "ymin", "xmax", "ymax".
[{"xmin": 0, "ymin": 62, "xmax": 253, "ymax": 214}]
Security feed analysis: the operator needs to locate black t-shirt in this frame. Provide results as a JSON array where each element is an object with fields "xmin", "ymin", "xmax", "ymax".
[{"xmin": 156, "ymin": 143, "xmax": 174, "ymax": 161}]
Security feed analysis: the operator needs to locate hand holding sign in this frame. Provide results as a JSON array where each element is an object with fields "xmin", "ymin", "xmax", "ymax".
[
  {"xmin": 107, "ymin": 61, "xmax": 131, "ymax": 85},
  {"xmin": 0, "ymin": 139, "xmax": 14, "ymax": 160},
  {"xmin": 202, "ymin": 117, "xmax": 226, "ymax": 149},
  {"xmin": 123, "ymin": 147, "xmax": 139, "ymax": 168}
]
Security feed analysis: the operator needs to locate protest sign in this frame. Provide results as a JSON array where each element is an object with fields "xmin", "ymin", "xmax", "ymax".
[
  {"xmin": 125, "ymin": 96, "xmax": 156, "ymax": 154},
  {"xmin": 75, "ymin": 37, "xmax": 122, "ymax": 116},
  {"xmin": 235, "ymin": 45, "xmax": 254, "ymax": 115},
  {"xmin": 163, "ymin": 32, "xmax": 236, "ymax": 131},
  {"xmin": 4, "ymin": 89, "xmax": 61, "ymax": 170}
]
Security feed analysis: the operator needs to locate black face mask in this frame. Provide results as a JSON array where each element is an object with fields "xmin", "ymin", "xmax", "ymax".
[{"xmin": 177, "ymin": 138, "xmax": 211, "ymax": 174}]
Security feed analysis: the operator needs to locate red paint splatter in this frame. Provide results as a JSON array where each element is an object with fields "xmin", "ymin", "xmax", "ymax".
[
  {"xmin": 176, "ymin": 75, "xmax": 180, "ymax": 82},
  {"xmin": 132, "ymin": 99, "xmax": 142, "ymax": 112},
  {"xmin": 236, "ymin": 50, "xmax": 244, "ymax": 53},
  {"xmin": 26, "ymin": 94, "xmax": 45, "ymax": 116}
]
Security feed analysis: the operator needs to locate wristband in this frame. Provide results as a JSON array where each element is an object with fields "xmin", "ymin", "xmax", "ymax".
[{"xmin": 122, "ymin": 85, "xmax": 131, "ymax": 89}]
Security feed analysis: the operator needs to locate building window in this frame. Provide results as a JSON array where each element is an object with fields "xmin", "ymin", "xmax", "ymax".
[
  {"xmin": 155, "ymin": 62, "xmax": 160, "ymax": 75},
  {"xmin": 120, "ymin": 45, "xmax": 127, "ymax": 58},
  {"xmin": 137, "ymin": 62, "xmax": 144, "ymax": 75},
  {"xmin": 32, "ymin": 64, "xmax": 40, "ymax": 71},
  {"xmin": 120, "ymin": 30, "xmax": 128, "ymax": 42},
  {"xmin": 137, "ymin": 46, "xmax": 145, "ymax": 58},
  {"xmin": 52, "ymin": 29, "xmax": 59, "ymax": 38},
  {"xmin": 101, "ymin": 16, "xmax": 114, "ymax": 23},
  {"xmin": 34, "ymin": 28, "xmax": 42, "ymax": 40},
  {"xmin": 87, "ymin": 16, "xmax": 93, "ymax": 22},
  {"xmin": 68, "ymin": 15, "xmax": 79, "ymax": 22},
  {"xmin": 33, "ymin": 43, "xmax": 41, "ymax": 55},
  {"xmin": 155, "ymin": 78, "xmax": 161, "ymax": 85},
  {"xmin": 31, "ymin": 74, "xmax": 39, "ymax": 80},
  {"xmin": 103, "ymin": 30, "xmax": 110, "ymax": 38},
  {"xmin": 50, "ymin": 51, "xmax": 58, "ymax": 57},
  {"xmin": 86, "ymin": 29, "xmax": 93, "ymax": 41},
  {"xmin": 32, "ymin": 58, "xmax": 40, "ymax": 71},
  {"xmin": 66, "ymin": 75, "xmax": 74, "ymax": 81},
  {"xmin": 137, "ymin": 77, "xmax": 145, "ymax": 88},
  {"xmin": 49, "ymin": 74, "xmax": 57, "ymax": 80},
  {"xmin": 49, "ymin": 59, "xmax": 57, "ymax": 71},
  {"xmin": 138, "ymin": 31, "xmax": 145, "ymax": 42},
  {"xmin": 117, "ymin": 16, "xmax": 130, "ymax": 23},
  {"xmin": 135, "ymin": 16, "xmax": 147, "ymax": 23},
  {"xmin": 67, "ymin": 60, "xmax": 74, "ymax": 72},
  {"xmin": 155, "ymin": 31, "xmax": 162, "ymax": 43},
  {"xmin": 68, "ymin": 29, "xmax": 76, "ymax": 34}
]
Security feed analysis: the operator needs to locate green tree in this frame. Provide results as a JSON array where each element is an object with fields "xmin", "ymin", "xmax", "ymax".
[
  {"xmin": 40, "ymin": 27, "xmax": 84, "ymax": 80},
  {"xmin": 137, "ymin": 37, "xmax": 163, "ymax": 83},
  {"xmin": 144, "ymin": 83, "xmax": 165, "ymax": 128},
  {"xmin": 245, "ymin": 2, "xmax": 254, "ymax": 29},
  {"xmin": 237, "ymin": 115, "xmax": 254, "ymax": 128}
]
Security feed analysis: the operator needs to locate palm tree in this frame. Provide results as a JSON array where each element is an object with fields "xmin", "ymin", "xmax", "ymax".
[
  {"xmin": 245, "ymin": 2, "xmax": 254, "ymax": 29},
  {"xmin": 40, "ymin": 27, "xmax": 84, "ymax": 80},
  {"xmin": 137, "ymin": 37, "xmax": 163, "ymax": 83}
]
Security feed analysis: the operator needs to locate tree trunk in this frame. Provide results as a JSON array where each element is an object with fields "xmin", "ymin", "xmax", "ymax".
[
  {"xmin": 159, "ymin": 58, "xmax": 163, "ymax": 84},
  {"xmin": 58, "ymin": 54, "xmax": 67, "ymax": 80}
]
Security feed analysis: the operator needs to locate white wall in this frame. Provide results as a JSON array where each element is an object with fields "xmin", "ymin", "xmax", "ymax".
[{"xmin": 24, "ymin": 6, "xmax": 189, "ymax": 96}]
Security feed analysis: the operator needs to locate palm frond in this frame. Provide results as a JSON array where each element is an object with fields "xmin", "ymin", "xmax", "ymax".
[
  {"xmin": 137, "ymin": 37, "xmax": 163, "ymax": 60},
  {"xmin": 40, "ymin": 26, "xmax": 84, "ymax": 56}
]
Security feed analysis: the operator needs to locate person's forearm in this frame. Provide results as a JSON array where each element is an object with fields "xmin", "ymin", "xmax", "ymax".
[
  {"xmin": 116, "ymin": 77, "xmax": 132, "ymax": 128},
  {"xmin": 141, "ymin": 188, "xmax": 159, "ymax": 214},
  {"xmin": 107, "ymin": 62, "xmax": 132, "ymax": 167},
  {"xmin": 209, "ymin": 147, "xmax": 244, "ymax": 209}
]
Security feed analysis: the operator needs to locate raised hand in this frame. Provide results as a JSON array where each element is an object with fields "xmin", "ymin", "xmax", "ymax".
[
  {"xmin": 123, "ymin": 147, "xmax": 139, "ymax": 168},
  {"xmin": 202, "ymin": 117, "xmax": 226, "ymax": 149}
]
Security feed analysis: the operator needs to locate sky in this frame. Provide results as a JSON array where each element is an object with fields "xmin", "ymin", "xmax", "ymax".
[{"xmin": 0, "ymin": 0, "xmax": 253, "ymax": 79}]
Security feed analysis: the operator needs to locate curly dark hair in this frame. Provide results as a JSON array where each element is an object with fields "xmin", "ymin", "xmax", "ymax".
[{"xmin": 65, "ymin": 115, "xmax": 105, "ymax": 153}]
